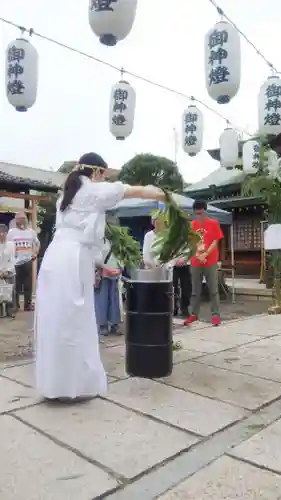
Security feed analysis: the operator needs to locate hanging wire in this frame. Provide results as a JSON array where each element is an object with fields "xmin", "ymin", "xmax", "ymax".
[
  {"xmin": 0, "ymin": 15, "xmax": 252, "ymax": 136},
  {"xmin": 207, "ymin": 0, "xmax": 279, "ymax": 74}
]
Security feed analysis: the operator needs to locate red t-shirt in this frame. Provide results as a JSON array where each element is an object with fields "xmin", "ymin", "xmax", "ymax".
[{"xmin": 191, "ymin": 218, "xmax": 224, "ymax": 267}]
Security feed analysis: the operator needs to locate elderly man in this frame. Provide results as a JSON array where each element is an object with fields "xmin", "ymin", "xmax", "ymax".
[
  {"xmin": 143, "ymin": 213, "xmax": 166, "ymax": 269},
  {"xmin": 8, "ymin": 212, "xmax": 40, "ymax": 311},
  {"xmin": 0, "ymin": 224, "xmax": 16, "ymax": 316}
]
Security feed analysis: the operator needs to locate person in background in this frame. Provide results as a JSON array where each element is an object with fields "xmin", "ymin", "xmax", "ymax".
[
  {"xmin": 184, "ymin": 200, "xmax": 224, "ymax": 327},
  {"xmin": 173, "ymin": 255, "xmax": 192, "ymax": 317},
  {"xmin": 0, "ymin": 224, "xmax": 16, "ymax": 316},
  {"xmin": 143, "ymin": 213, "xmax": 166, "ymax": 268},
  {"xmin": 7, "ymin": 212, "xmax": 40, "ymax": 311},
  {"xmin": 143, "ymin": 214, "xmax": 191, "ymax": 316},
  {"xmin": 95, "ymin": 238, "xmax": 122, "ymax": 336}
]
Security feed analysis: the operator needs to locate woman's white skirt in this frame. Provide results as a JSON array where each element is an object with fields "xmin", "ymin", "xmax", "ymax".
[{"xmin": 35, "ymin": 237, "xmax": 107, "ymax": 399}]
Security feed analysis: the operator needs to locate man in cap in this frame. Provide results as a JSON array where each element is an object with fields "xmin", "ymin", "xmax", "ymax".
[{"xmin": 0, "ymin": 224, "xmax": 16, "ymax": 316}]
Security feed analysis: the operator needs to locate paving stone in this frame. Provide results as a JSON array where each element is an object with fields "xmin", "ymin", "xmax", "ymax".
[
  {"xmin": 102, "ymin": 343, "xmax": 205, "ymax": 376},
  {"xmin": 15, "ymin": 398, "xmax": 196, "ymax": 479},
  {"xmin": 0, "ymin": 414, "xmax": 117, "ymax": 500},
  {"xmin": 182, "ymin": 328, "xmax": 261, "ymax": 345},
  {"xmin": 106, "ymin": 401, "xmax": 281, "ymax": 500},
  {"xmin": 107, "ymin": 378, "xmax": 247, "ymax": 436},
  {"xmin": 100, "ymin": 345, "xmax": 127, "ymax": 379},
  {"xmin": 0, "ymin": 377, "xmax": 37, "ymax": 413},
  {"xmin": 231, "ymin": 417, "xmax": 281, "ymax": 473},
  {"xmin": 1, "ymin": 363, "xmax": 35, "ymax": 387},
  {"xmin": 173, "ymin": 348, "xmax": 207, "ymax": 364},
  {"xmin": 173, "ymin": 330, "xmax": 260, "ymax": 354},
  {"xmin": 196, "ymin": 337, "xmax": 281, "ymax": 382},
  {"xmin": 1, "ymin": 362, "xmax": 116, "ymax": 388},
  {"xmin": 101, "ymin": 336, "xmax": 124, "ymax": 348},
  {"xmin": 158, "ymin": 455, "xmax": 281, "ymax": 499},
  {"xmin": 162, "ymin": 361, "xmax": 281, "ymax": 410},
  {"xmin": 221, "ymin": 315, "xmax": 281, "ymax": 337}
]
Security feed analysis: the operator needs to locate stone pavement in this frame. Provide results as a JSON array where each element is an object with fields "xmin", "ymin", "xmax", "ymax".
[
  {"xmin": 2, "ymin": 314, "xmax": 281, "ymax": 499},
  {"xmin": 0, "ymin": 297, "xmax": 270, "ymax": 363}
]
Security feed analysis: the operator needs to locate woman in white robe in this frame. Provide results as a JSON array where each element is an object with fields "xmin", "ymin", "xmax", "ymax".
[{"xmin": 35, "ymin": 152, "xmax": 166, "ymax": 400}]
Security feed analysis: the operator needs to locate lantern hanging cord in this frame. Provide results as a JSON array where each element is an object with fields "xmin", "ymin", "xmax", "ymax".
[
  {"xmin": 0, "ymin": 15, "xmax": 252, "ymax": 136},
  {"xmin": 207, "ymin": 0, "xmax": 279, "ymax": 74}
]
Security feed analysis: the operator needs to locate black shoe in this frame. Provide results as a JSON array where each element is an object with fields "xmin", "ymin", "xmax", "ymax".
[
  {"xmin": 181, "ymin": 308, "xmax": 190, "ymax": 317},
  {"xmin": 173, "ymin": 309, "xmax": 178, "ymax": 317}
]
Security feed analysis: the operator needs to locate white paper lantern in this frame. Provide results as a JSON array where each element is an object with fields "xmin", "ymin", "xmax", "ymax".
[
  {"xmin": 88, "ymin": 0, "xmax": 137, "ymax": 46},
  {"xmin": 182, "ymin": 105, "xmax": 203, "ymax": 156},
  {"xmin": 109, "ymin": 80, "xmax": 136, "ymax": 140},
  {"xmin": 205, "ymin": 21, "xmax": 240, "ymax": 104},
  {"xmin": 219, "ymin": 128, "xmax": 239, "ymax": 169},
  {"xmin": 242, "ymin": 140, "xmax": 260, "ymax": 174},
  {"xmin": 5, "ymin": 38, "xmax": 38, "ymax": 112},
  {"xmin": 258, "ymin": 75, "xmax": 281, "ymax": 136}
]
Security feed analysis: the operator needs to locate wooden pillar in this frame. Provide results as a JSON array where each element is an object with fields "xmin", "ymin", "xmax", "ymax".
[
  {"xmin": 221, "ymin": 228, "xmax": 226, "ymax": 263},
  {"xmin": 31, "ymin": 199, "xmax": 37, "ymax": 295}
]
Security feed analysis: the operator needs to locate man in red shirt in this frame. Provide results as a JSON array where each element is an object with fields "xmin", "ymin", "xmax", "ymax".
[{"xmin": 184, "ymin": 200, "xmax": 224, "ymax": 327}]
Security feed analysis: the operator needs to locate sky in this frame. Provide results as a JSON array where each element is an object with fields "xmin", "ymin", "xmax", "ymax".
[{"xmin": 0, "ymin": 0, "xmax": 279, "ymax": 183}]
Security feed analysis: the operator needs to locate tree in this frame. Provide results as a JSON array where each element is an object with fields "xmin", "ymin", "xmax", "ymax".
[
  {"xmin": 118, "ymin": 154, "xmax": 184, "ymax": 192},
  {"xmin": 58, "ymin": 161, "xmax": 76, "ymax": 174},
  {"xmin": 241, "ymin": 137, "xmax": 281, "ymax": 312}
]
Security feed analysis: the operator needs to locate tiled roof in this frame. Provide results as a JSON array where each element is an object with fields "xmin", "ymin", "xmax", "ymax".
[
  {"xmin": 184, "ymin": 167, "xmax": 245, "ymax": 194},
  {"xmin": 0, "ymin": 170, "xmax": 60, "ymax": 192},
  {"xmin": 0, "ymin": 162, "xmax": 65, "ymax": 192},
  {"xmin": 0, "ymin": 160, "xmax": 120, "ymax": 192}
]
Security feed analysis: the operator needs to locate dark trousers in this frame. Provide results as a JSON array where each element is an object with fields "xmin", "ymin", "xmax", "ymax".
[
  {"xmin": 173, "ymin": 265, "xmax": 192, "ymax": 314},
  {"xmin": 15, "ymin": 261, "xmax": 32, "ymax": 308}
]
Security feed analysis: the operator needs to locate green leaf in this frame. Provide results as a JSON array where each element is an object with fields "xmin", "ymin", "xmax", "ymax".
[
  {"xmin": 242, "ymin": 136, "xmax": 281, "ymax": 225},
  {"xmin": 105, "ymin": 223, "xmax": 141, "ymax": 268},
  {"xmin": 152, "ymin": 190, "xmax": 200, "ymax": 263}
]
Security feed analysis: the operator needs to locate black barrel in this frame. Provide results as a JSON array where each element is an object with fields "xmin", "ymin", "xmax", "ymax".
[{"xmin": 125, "ymin": 269, "xmax": 173, "ymax": 378}]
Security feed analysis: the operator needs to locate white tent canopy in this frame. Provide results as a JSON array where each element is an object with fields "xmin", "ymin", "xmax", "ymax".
[{"xmin": 110, "ymin": 193, "xmax": 232, "ymax": 225}]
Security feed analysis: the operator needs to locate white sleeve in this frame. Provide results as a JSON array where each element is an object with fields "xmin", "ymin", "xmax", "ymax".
[
  {"xmin": 7, "ymin": 242, "xmax": 16, "ymax": 272},
  {"xmin": 93, "ymin": 181, "xmax": 127, "ymax": 211},
  {"xmin": 143, "ymin": 233, "xmax": 154, "ymax": 267}
]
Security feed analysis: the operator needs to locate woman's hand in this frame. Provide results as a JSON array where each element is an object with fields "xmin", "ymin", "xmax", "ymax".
[
  {"xmin": 102, "ymin": 266, "xmax": 121, "ymax": 278},
  {"xmin": 175, "ymin": 258, "xmax": 185, "ymax": 267}
]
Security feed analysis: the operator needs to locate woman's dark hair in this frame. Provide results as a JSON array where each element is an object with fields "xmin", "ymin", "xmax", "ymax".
[
  {"xmin": 60, "ymin": 152, "xmax": 108, "ymax": 212},
  {"xmin": 192, "ymin": 199, "xmax": 207, "ymax": 211}
]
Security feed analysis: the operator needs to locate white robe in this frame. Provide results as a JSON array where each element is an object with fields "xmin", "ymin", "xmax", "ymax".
[{"xmin": 35, "ymin": 177, "xmax": 126, "ymax": 399}]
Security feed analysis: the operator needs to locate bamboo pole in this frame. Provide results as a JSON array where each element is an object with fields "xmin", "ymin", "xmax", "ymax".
[{"xmin": 31, "ymin": 199, "xmax": 38, "ymax": 295}]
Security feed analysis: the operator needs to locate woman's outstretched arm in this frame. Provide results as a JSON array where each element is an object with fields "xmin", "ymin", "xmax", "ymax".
[{"xmin": 123, "ymin": 185, "xmax": 166, "ymax": 202}]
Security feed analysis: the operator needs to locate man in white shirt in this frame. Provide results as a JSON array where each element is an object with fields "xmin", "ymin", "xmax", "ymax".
[
  {"xmin": 7, "ymin": 212, "xmax": 40, "ymax": 311},
  {"xmin": 0, "ymin": 224, "xmax": 16, "ymax": 316},
  {"xmin": 143, "ymin": 214, "xmax": 166, "ymax": 268},
  {"xmin": 143, "ymin": 214, "xmax": 192, "ymax": 316}
]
